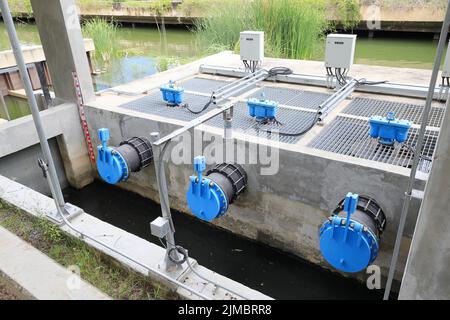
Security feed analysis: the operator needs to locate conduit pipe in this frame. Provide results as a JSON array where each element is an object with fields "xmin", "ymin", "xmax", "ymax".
[
  {"xmin": 0, "ymin": 0, "xmax": 240, "ymax": 301},
  {"xmin": 383, "ymin": 0, "xmax": 450, "ymax": 300},
  {"xmin": 199, "ymin": 65, "xmax": 443, "ymax": 100}
]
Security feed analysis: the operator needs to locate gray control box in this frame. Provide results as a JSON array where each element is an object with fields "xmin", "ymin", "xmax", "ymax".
[
  {"xmin": 150, "ymin": 217, "xmax": 170, "ymax": 238},
  {"xmin": 325, "ymin": 34, "xmax": 357, "ymax": 69}
]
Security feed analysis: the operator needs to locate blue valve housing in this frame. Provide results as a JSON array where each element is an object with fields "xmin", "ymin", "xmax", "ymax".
[
  {"xmin": 369, "ymin": 112, "xmax": 412, "ymax": 145},
  {"xmin": 187, "ymin": 156, "xmax": 247, "ymax": 222},
  {"xmin": 319, "ymin": 193, "xmax": 386, "ymax": 273},
  {"xmin": 247, "ymin": 93, "xmax": 278, "ymax": 121},
  {"xmin": 97, "ymin": 128, "xmax": 129, "ymax": 184},
  {"xmin": 96, "ymin": 128, "xmax": 153, "ymax": 185},
  {"xmin": 160, "ymin": 80, "xmax": 184, "ymax": 106}
]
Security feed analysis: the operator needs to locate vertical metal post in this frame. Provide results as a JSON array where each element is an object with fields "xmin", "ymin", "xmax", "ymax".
[
  {"xmin": 150, "ymin": 132, "xmax": 181, "ymax": 271},
  {"xmin": 35, "ymin": 61, "xmax": 52, "ymax": 108},
  {"xmin": 0, "ymin": 94, "xmax": 11, "ymax": 121},
  {"xmin": 383, "ymin": 0, "xmax": 450, "ymax": 300},
  {"xmin": 0, "ymin": 0, "xmax": 66, "ymax": 212}
]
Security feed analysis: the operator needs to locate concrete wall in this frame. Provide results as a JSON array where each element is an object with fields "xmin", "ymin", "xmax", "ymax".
[
  {"xmin": 399, "ymin": 99, "xmax": 450, "ymax": 300},
  {"xmin": 84, "ymin": 105, "xmax": 424, "ymax": 287},
  {"xmin": 0, "ymin": 103, "xmax": 93, "ymax": 189},
  {"xmin": 30, "ymin": 0, "xmax": 95, "ymax": 104},
  {"xmin": 0, "ymin": 138, "xmax": 67, "ymax": 196}
]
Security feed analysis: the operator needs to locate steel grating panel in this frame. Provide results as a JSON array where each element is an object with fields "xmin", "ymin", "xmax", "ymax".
[
  {"xmin": 250, "ymin": 87, "xmax": 331, "ymax": 110},
  {"xmin": 180, "ymin": 77, "xmax": 256, "ymax": 97},
  {"xmin": 310, "ymin": 116, "xmax": 438, "ymax": 172},
  {"xmin": 206, "ymin": 102, "xmax": 318, "ymax": 144},
  {"xmin": 342, "ymin": 97, "xmax": 445, "ymax": 128},
  {"xmin": 179, "ymin": 77, "xmax": 230, "ymax": 94},
  {"xmin": 250, "ymin": 87, "xmax": 304, "ymax": 104},
  {"xmin": 117, "ymin": 91, "xmax": 215, "ymax": 122},
  {"xmin": 285, "ymin": 91, "xmax": 331, "ymax": 110},
  {"xmin": 117, "ymin": 92, "xmax": 317, "ymax": 144}
]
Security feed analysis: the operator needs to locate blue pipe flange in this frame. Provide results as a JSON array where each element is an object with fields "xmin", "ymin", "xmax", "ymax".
[
  {"xmin": 187, "ymin": 156, "xmax": 228, "ymax": 222},
  {"xmin": 96, "ymin": 128, "xmax": 129, "ymax": 184},
  {"xmin": 319, "ymin": 193, "xmax": 386, "ymax": 273}
]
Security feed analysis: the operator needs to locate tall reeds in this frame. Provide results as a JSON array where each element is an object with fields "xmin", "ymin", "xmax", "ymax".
[
  {"xmin": 194, "ymin": 0, "xmax": 360, "ymax": 60},
  {"xmin": 82, "ymin": 18, "xmax": 119, "ymax": 68}
]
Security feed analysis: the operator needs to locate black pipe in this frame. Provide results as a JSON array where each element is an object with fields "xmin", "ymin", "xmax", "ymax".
[
  {"xmin": 206, "ymin": 163, "xmax": 247, "ymax": 205},
  {"xmin": 117, "ymin": 137, "xmax": 153, "ymax": 173}
]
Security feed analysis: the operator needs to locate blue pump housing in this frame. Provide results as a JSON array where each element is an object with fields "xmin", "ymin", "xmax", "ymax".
[
  {"xmin": 319, "ymin": 193, "xmax": 383, "ymax": 273},
  {"xmin": 160, "ymin": 80, "xmax": 184, "ymax": 105},
  {"xmin": 369, "ymin": 112, "xmax": 412, "ymax": 145},
  {"xmin": 96, "ymin": 128, "xmax": 129, "ymax": 184},
  {"xmin": 247, "ymin": 93, "xmax": 278, "ymax": 121},
  {"xmin": 186, "ymin": 156, "xmax": 228, "ymax": 222}
]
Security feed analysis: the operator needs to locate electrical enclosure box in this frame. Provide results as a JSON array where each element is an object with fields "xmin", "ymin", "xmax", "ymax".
[
  {"xmin": 240, "ymin": 31, "xmax": 264, "ymax": 62},
  {"xmin": 150, "ymin": 217, "xmax": 170, "ymax": 238},
  {"xmin": 442, "ymin": 40, "xmax": 450, "ymax": 77},
  {"xmin": 325, "ymin": 34, "xmax": 357, "ymax": 69}
]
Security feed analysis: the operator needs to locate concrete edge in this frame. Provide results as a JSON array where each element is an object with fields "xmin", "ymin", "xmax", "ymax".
[{"xmin": 0, "ymin": 225, "xmax": 110, "ymax": 300}]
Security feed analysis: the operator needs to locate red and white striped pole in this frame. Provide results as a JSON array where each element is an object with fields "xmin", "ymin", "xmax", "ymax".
[{"xmin": 72, "ymin": 71, "xmax": 96, "ymax": 163}]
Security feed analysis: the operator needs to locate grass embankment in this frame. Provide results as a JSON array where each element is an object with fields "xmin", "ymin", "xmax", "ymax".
[{"xmin": 0, "ymin": 200, "xmax": 177, "ymax": 300}]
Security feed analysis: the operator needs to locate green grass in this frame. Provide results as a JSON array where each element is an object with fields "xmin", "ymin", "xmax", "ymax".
[
  {"xmin": 194, "ymin": 0, "xmax": 360, "ymax": 60},
  {"xmin": 3, "ymin": 0, "xmax": 33, "ymax": 19},
  {"xmin": 0, "ymin": 200, "xmax": 177, "ymax": 300},
  {"xmin": 121, "ymin": 0, "xmax": 172, "ymax": 13},
  {"xmin": 77, "ymin": 0, "xmax": 172, "ymax": 14},
  {"xmin": 82, "ymin": 18, "xmax": 119, "ymax": 68}
]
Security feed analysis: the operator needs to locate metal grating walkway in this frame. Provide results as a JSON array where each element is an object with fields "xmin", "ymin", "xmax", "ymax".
[
  {"xmin": 206, "ymin": 102, "xmax": 318, "ymax": 144},
  {"xmin": 179, "ymin": 77, "xmax": 230, "ymax": 94},
  {"xmin": 250, "ymin": 87, "xmax": 331, "ymax": 110},
  {"xmin": 310, "ymin": 116, "xmax": 437, "ymax": 172},
  {"xmin": 117, "ymin": 89, "xmax": 319, "ymax": 144},
  {"xmin": 179, "ymin": 77, "xmax": 256, "ymax": 97},
  {"xmin": 117, "ymin": 91, "xmax": 214, "ymax": 122},
  {"xmin": 342, "ymin": 97, "xmax": 445, "ymax": 128}
]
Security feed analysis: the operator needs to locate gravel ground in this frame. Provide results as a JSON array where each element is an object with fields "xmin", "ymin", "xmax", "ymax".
[{"xmin": 0, "ymin": 282, "xmax": 19, "ymax": 300}]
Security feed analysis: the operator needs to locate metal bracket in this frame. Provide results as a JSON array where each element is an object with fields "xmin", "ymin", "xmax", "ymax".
[
  {"xmin": 438, "ymin": 84, "xmax": 450, "ymax": 102},
  {"xmin": 46, "ymin": 202, "xmax": 83, "ymax": 225},
  {"xmin": 411, "ymin": 189, "xmax": 425, "ymax": 200},
  {"xmin": 223, "ymin": 105, "xmax": 234, "ymax": 140}
]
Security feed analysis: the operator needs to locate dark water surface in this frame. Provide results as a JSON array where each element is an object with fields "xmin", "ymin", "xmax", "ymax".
[{"xmin": 63, "ymin": 181, "xmax": 382, "ymax": 300}]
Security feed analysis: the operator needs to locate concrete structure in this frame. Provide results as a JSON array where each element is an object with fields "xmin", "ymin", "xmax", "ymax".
[
  {"xmin": 0, "ymin": 175, "xmax": 271, "ymax": 300},
  {"xmin": 83, "ymin": 51, "xmax": 440, "ymax": 287},
  {"xmin": 0, "ymin": 39, "xmax": 95, "ymax": 97},
  {"xmin": 0, "ymin": 0, "xmax": 448, "ymax": 297},
  {"xmin": 30, "ymin": 0, "xmax": 95, "ymax": 104},
  {"xmin": 0, "ymin": 39, "xmax": 94, "ymax": 70},
  {"xmin": 0, "ymin": 138, "xmax": 68, "ymax": 196},
  {"xmin": 0, "ymin": 0, "xmax": 96, "ymax": 192},
  {"xmin": 0, "ymin": 45, "xmax": 443, "ymax": 296},
  {"xmin": 0, "ymin": 225, "xmax": 110, "ymax": 300},
  {"xmin": 0, "ymin": 103, "xmax": 93, "ymax": 190},
  {"xmin": 399, "ymin": 96, "xmax": 450, "ymax": 300}
]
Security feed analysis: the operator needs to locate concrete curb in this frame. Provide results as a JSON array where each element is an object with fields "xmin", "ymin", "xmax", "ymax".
[{"xmin": 0, "ymin": 225, "xmax": 110, "ymax": 300}]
